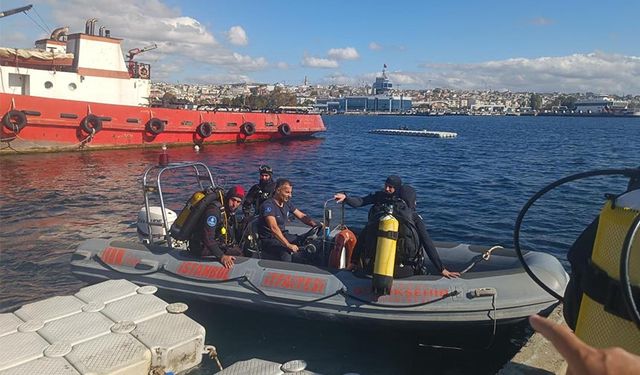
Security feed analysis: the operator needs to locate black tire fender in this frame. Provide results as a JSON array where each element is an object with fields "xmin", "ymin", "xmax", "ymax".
[
  {"xmin": 197, "ymin": 122, "xmax": 213, "ymax": 138},
  {"xmin": 80, "ymin": 114, "xmax": 103, "ymax": 134},
  {"xmin": 2, "ymin": 110, "xmax": 27, "ymax": 132},
  {"xmin": 146, "ymin": 118, "xmax": 165, "ymax": 135},
  {"xmin": 240, "ymin": 122, "xmax": 256, "ymax": 136},
  {"xmin": 278, "ymin": 123, "xmax": 291, "ymax": 136}
]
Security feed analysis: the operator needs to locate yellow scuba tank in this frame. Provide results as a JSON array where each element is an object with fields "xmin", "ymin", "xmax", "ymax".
[
  {"xmin": 574, "ymin": 189, "xmax": 640, "ymax": 354},
  {"xmin": 372, "ymin": 213, "xmax": 399, "ymax": 295},
  {"xmin": 170, "ymin": 190, "xmax": 217, "ymax": 241}
]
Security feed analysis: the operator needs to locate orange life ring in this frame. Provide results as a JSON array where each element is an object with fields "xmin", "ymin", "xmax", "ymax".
[
  {"xmin": 138, "ymin": 66, "xmax": 149, "ymax": 79},
  {"xmin": 328, "ymin": 228, "xmax": 357, "ymax": 269}
]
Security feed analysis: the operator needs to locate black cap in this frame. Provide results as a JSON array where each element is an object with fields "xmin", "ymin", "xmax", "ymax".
[
  {"xmin": 259, "ymin": 164, "xmax": 273, "ymax": 175},
  {"xmin": 385, "ymin": 175, "xmax": 402, "ymax": 189}
]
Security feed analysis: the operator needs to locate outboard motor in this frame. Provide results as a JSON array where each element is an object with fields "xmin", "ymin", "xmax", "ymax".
[
  {"xmin": 137, "ymin": 206, "xmax": 177, "ymax": 243},
  {"xmin": 372, "ymin": 205, "xmax": 399, "ymax": 296}
]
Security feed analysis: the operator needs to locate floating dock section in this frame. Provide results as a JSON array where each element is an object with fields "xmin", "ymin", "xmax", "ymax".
[
  {"xmin": 217, "ymin": 358, "xmax": 319, "ymax": 374},
  {"xmin": 0, "ymin": 279, "xmax": 208, "ymax": 375},
  {"xmin": 370, "ymin": 129, "xmax": 458, "ymax": 138}
]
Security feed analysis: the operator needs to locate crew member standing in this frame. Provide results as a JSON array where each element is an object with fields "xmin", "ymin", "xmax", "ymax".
[{"xmin": 189, "ymin": 185, "xmax": 245, "ymax": 268}]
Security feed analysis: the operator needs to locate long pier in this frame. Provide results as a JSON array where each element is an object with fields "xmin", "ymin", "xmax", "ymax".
[{"xmin": 370, "ymin": 128, "xmax": 458, "ymax": 138}]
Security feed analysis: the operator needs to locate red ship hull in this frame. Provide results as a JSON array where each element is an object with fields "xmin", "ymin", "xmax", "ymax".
[{"xmin": 0, "ymin": 93, "xmax": 325, "ymax": 153}]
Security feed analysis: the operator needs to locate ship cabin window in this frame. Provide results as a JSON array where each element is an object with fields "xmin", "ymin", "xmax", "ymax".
[
  {"xmin": 68, "ymin": 83, "xmax": 77, "ymax": 91},
  {"xmin": 227, "ymin": 122, "xmax": 238, "ymax": 127},
  {"xmin": 8, "ymin": 73, "xmax": 29, "ymax": 95},
  {"xmin": 44, "ymin": 81, "xmax": 53, "ymax": 89},
  {"xmin": 265, "ymin": 122, "xmax": 274, "ymax": 127}
]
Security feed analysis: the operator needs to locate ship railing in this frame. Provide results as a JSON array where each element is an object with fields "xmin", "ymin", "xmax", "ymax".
[
  {"xmin": 126, "ymin": 61, "xmax": 151, "ymax": 79},
  {"xmin": 141, "ymin": 161, "xmax": 216, "ymax": 247}
]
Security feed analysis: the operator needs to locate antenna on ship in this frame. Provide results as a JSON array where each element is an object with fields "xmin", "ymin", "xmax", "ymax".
[{"xmin": 0, "ymin": 4, "xmax": 32, "ymax": 18}]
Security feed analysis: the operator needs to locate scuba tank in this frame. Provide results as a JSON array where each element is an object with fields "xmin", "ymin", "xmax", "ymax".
[
  {"xmin": 573, "ymin": 189, "xmax": 639, "ymax": 354},
  {"xmin": 170, "ymin": 188, "xmax": 222, "ymax": 241},
  {"xmin": 372, "ymin": 204, "xmax": 399, "ymax": 296},
  {"xmin": 514, "ymin": 167, "xmax": 640, "ymax": 355}
]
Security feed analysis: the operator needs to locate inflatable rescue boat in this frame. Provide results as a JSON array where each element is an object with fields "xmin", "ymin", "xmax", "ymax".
[{"xmin": 70, "ymin": 161, "xmax": 569, "ymax": 330}]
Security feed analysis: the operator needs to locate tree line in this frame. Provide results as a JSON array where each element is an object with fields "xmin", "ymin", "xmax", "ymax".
[{"xmin": 160, "ymin": 87, "xmax": 299, "ymax": 110}]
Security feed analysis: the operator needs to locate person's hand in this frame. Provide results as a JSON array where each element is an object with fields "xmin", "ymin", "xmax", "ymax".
[
  {"xmin": 287, "ymin": 243, "xmax": 299, "ymax": 253},
  {"xmin": 334, "ymin": 193, "xmax": 346, "ymax": 203},
  {"xmin": 441, "ymin": 269, "xmax": 460, "ymax": 278},
  {"xmin": 529, "ymin": 314, "xmax": 640, "ymax": 375},
  {"xmin": 220, "ymin": 255, "xmax": 236, "ymax": 269}
]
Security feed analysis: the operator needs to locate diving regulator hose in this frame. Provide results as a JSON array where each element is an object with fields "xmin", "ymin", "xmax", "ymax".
[{"xmin": 513, "ymin": 167, "xmax": 640, "ymax": 326}]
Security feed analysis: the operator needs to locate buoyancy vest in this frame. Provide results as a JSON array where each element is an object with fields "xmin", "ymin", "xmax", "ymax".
[{"xmin": 564, "ymin": 188, "xmax": 640, "ymax": 354}]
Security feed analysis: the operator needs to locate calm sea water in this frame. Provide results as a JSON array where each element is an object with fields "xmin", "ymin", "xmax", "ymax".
[{"xmin": 1, "ymin": 115, "xmax": 638, "ymax": 374}]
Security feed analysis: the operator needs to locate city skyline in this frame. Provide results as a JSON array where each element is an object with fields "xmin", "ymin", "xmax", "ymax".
[{"xmin": 1, "ymin": 0, "xmax": 639, "ymax": 94}]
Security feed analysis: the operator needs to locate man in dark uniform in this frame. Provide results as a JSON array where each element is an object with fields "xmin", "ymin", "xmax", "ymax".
[
  {"xmin": 189, "ymin": 185, "xmax": 245, "ymax": 268},
  {"xmin": 334, "ymin": 176, "xmax": 459, "ymax": 278},
  {"xmin": 258, "ymin": 178, "xmax": 318, "ymax": 262},
  {"xmin": 243, "ymin": 165, "xmax": 276, "ymax": 217}
]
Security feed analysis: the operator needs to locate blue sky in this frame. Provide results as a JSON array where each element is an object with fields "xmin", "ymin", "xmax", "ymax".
[{"xmin": 1, "ymin": 0, "xmax": 639, "ymax": 94}]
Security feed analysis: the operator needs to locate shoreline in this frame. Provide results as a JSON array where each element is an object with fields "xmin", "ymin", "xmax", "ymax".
[{"xmin": 498, "ymin": 305, "xmax": 567, "ymax": 375}]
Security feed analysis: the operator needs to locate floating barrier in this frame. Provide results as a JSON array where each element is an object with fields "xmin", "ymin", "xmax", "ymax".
[
  {"xmin": 217, "ymin": 358, "xmax": 318, "ymax": 375},
  {"xmin": 370, "ymin": 129, "xmax": 458, "ymax": 138},
  {"xmin": 0, "ymin": 279, "xmax": 210, "ymax": 375}
]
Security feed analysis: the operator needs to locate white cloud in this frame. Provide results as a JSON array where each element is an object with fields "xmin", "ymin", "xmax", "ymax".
[
  {"xmin": 276, "ymin": 62, "xmax": 289, "ymax": 69},
  {"xmin": 227, "ymin": 26, "xmax": 248, "ymax": 46},
  {"xmin": 530, "ymin": 17, "xmax": 554, "ymax": 26},
  {"xmin": 388, "ymin": 72, "xmax": 419, "ymax": 85},
  {"xmin": 193, "ymin": 73, "xmax": 252, "ymax": 84},
  {"xmin": 302, "ymin": 56, "xmax": 339, "ymax": 69},
  {"xmin": 40, "ymin": 0, "xmax": 269, "ymax": 78},
  {"xmin": 369, "ymin": 42, "xmax": 382, "ymax": 51},
  {"xmin": 229, "ymin": 53, "xmax": 268, "ymax": 71},
  {"xmin": 328, "ymin": 47, "xmax": 359, "ymax": 60},
  {"xmin": 417, "ymin": 52, "xmax": 640, "ymax": 94},
  {"xmin": 320, "ymin": 73, "xmax": 358, "ymax": 86}
]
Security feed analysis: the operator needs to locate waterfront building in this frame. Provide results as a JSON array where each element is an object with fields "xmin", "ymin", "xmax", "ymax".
[
  {"xmin": 574, "ymin": 97, "xmax": 631, "ymax": 114},
  {"xmin": 316, "ymin": 65, "xmax": 412, "ymax": 114}
]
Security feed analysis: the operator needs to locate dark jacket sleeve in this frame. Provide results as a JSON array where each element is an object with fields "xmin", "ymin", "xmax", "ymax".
[
  {"xmin": 242, "ymin": 184, "xmax": 260, "ymax": 214},
  {"xmin": 413, "ymin": 213, "xmax": 444, "ymax": 272},
  {"xmin": 344, "ymin": 192, "xmax": 377, "ymax": 208},
  {"xmin": 202, "ymin": 204, "xmax": 225, "ymax": 258}
]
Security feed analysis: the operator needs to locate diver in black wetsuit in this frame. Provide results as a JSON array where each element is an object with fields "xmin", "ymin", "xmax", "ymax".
[
  {"xmin": 242, "ymin": 164, "xmax": 276, "ymax": 218},
  {"xmin": 188, "ymin": 185, "xmax": 245, "ymax": 268},
  {"xmin": 398, "ymin": 184, "xmax": 460, "ymax": 278},
  {"xmin": 334, "ymin": 176, "xmax": 459, "ymax": 278}
]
